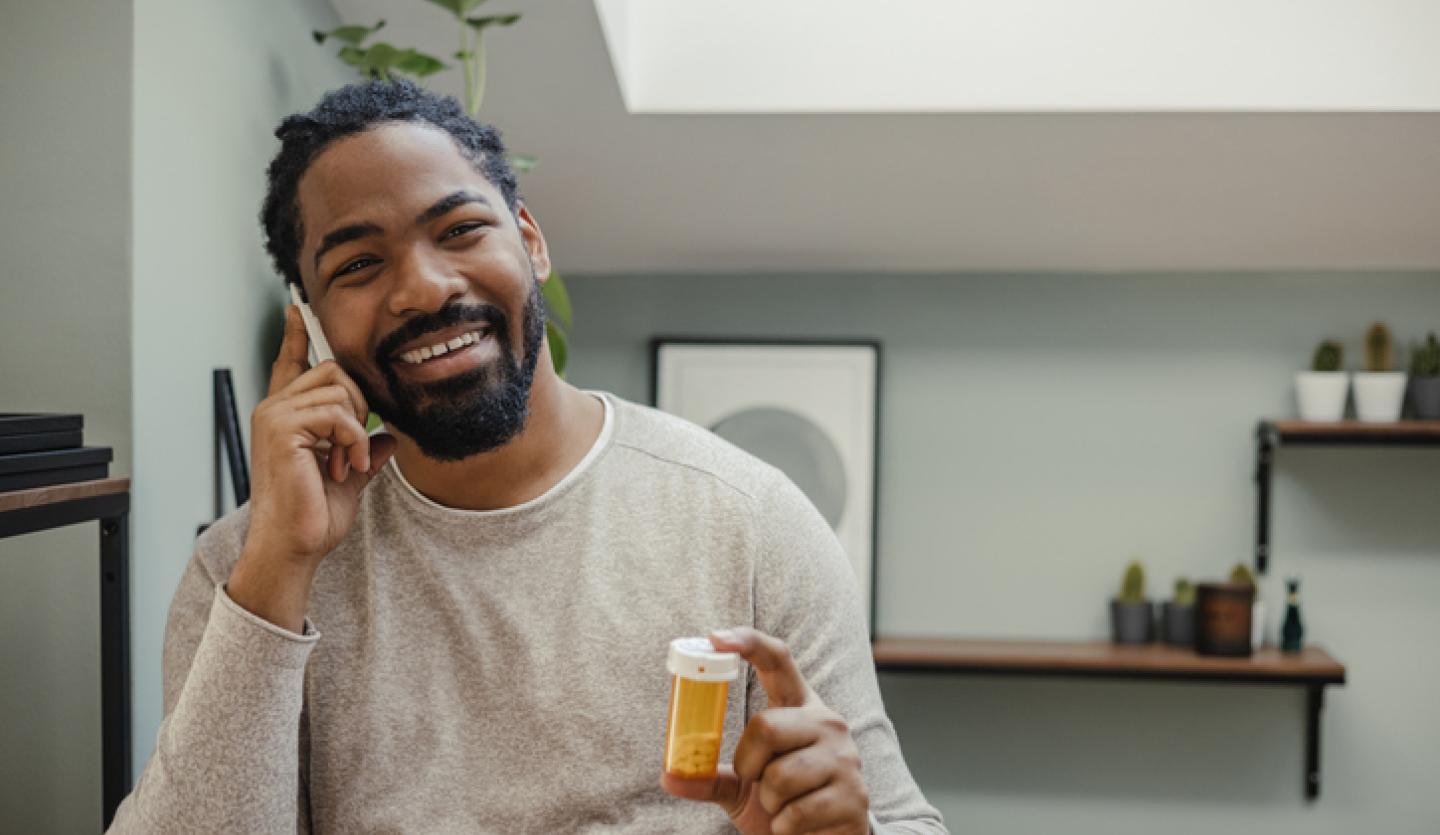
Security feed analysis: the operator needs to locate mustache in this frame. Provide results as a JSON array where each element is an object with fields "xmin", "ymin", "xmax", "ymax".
[{"xmin": 373, "ymin": 303, "xmax": 507, "ymax": 363}]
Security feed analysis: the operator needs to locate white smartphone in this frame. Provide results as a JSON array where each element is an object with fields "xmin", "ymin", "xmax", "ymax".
[
  {"xmin": 288, "ymin": 284, "xmax": 335, "ymax": 366},
  {"xmin": 288, "ymin": 284, "xmax": 385, "ymax": 437}
]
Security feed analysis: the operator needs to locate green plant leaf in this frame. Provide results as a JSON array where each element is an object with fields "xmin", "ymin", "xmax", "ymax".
[
  {"xmin": 359, "ymin": 42, "xmax": 404, "ymax": 79},
  {"xmin": 541, "ymin": 273, "xmax": 573, "ymax": 330},
  {"xmin": 394, "ymin": 49, "xmax": 448, "ymax": 78},
  {"xmin": 466, "ymin": 13, "xmax": 521, "ymax": 30},
  {"xmin": 337, "ymin": 45, "xmax": 368, "ymax": 69},
  {"xmin": 546, "ymin": 320, "xmax": 568, "ymax": 377},
  {"xmin": 506, "ymin": 152, "xmax": 538, "ymax": 173},
  {"xmin": 425, "ymin": 0, "xmax": 489, "ymax": 18},
  {"xmin": 336, "ymin": 42, "xmax": 448, "ymax": 82},
  {"xmin": 313, "ymin": 19, "xmax": 385, "ymax": 46}
]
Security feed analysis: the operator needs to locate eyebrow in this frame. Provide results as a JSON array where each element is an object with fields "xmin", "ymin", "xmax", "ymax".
[{"xmin": 311, "ymin": 190, "xmax": 493, "ymax": 274}]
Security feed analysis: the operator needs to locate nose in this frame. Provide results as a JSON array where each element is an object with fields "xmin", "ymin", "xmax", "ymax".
[{"xmin": 385, "ymin": 246, "xmax": 467, "ymax": 317}]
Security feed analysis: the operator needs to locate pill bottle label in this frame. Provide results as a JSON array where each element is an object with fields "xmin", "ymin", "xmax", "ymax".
[{"xmin": 664, "ymin": 675, "xmax": 729, "ymax": 778}]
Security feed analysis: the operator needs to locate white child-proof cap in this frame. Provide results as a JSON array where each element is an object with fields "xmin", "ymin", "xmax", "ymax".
[{"xmin": 668, "ymin": 637, "xmax": 741, "ymax": 682}]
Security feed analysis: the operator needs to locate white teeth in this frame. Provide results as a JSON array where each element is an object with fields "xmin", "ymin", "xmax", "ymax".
[{"xmin": 398, "ymin": 330, "xmax": 486, "ymax": 365}]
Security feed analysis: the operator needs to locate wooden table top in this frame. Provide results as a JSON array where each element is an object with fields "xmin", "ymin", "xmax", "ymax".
[
  {"xmin": 0, "ymin": 477, "xmax": 130, "ymax": 513},
  {"xmin": 872, "ymin": 637, "xmax": 1345, "ymax": 683}
]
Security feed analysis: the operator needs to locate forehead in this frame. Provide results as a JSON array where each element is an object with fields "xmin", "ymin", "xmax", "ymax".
[{"xmin": 297, "ymin": 121, "xmax": 498, "ymax": 237}]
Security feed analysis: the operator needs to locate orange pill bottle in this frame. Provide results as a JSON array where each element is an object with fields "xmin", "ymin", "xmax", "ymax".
[{"xmin": 663, "ymin": 637, "xmax": 740, "ymax": 779}]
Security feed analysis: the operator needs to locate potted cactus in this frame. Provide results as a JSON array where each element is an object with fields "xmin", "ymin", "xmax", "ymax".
[
  {"xmin": 1295, "ymin": 339, "xmax": 1348, "ymax": 422},
  {"xmin": 1162, "ymin": 578, "xmax": 1197, "ymax": 647},
  {"xmin": 1354, "ymin": 322, "xmax": 1407, "ymax": 422},
  {"xmin": 1409, "ymin": 332, "xmax": 1440, "ymax": 420},
  {"xmin": 1109, "ymin": 560, "xmax": 1154, "ymax": 644}
]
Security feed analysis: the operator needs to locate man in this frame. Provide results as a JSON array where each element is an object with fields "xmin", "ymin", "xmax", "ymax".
[{"xmin": 110, "ymin": 80, "xmax": 945, "ymax": 834}]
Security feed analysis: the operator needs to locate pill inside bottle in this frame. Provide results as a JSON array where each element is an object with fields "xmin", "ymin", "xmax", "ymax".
[{"xmin": 663, "ymin": 637, "xmax": 741, "ymax": 779}]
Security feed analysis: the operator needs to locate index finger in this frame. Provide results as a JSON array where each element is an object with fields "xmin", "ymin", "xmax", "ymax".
[
  {"xmin": 269, "ymin": 304, "xmax": 310, "ymax": 396},
  {"xmin": 711, "ymin": 627, "xmax": 810, "ymax": 708}
]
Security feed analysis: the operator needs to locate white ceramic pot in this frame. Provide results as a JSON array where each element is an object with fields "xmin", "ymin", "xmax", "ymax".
[
  {"xmin": 1353, "ymin": 372, "xmax": 1408, "ymax": 422},
  {"xmin": 1251, "ymin": 600, "xmax": 1266, "ymax": 650},
  {"xmin": 1294, "ymin": 371, "xmax": 1349, "ymax": 421}
]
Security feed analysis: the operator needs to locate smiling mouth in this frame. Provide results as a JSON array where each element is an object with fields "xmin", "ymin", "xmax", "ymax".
[{"xmin": 395, "ymin": 325, "xmax": 495, "ymax": 366}]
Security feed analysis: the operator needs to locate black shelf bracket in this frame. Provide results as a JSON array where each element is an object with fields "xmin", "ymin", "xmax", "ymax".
[
  {"xmin": 1254, "ymin": 422, "xmax": 1277, "ymax": 576},
  {"xmin": 1305, "ymin": 684, "xmax": 1326, "ymax": 801},
  {"xmin": 1253, "ymin": 418, "xmax": 1440, "ymax": 577}
]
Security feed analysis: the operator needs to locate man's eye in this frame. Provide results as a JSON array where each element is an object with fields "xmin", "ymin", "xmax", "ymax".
[
  {"xmin": 442, "ymin": 222, "xmax": 486, "ymax": 240},
  {"xmin": 335, "ymin": 257, "xmax": 378, "ymax": 278}
]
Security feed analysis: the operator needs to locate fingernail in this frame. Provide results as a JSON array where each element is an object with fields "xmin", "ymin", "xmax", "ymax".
[
  {"xmin": 712, "ymin": 629, "xmax": 738, "ymax": 644},
  {"xmin": 362, "ymin": 455, "xmax": 372, "ymax": 473}
]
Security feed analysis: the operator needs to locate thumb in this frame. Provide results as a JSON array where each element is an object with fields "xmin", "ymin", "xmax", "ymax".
[
  {"xmin": 269, "ymin": 305, "xmax": 311, "ymax": 396},
  {"xmin": 660, "ymin": 765, "xmax": 744, "ymax": 813}
]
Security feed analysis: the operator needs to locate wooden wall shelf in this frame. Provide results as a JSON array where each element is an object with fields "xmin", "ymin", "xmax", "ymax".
[
  {"xmin": 872, "ymin": 637, "xmax": 1344, "ymax": 682},
  {"xmin": 1264, "ymin": 419, "xmax": 1440, "ymax": 444},
  {"xmin": 872, "ymin": 637, "xmax": 1346, "ymax": 800}
]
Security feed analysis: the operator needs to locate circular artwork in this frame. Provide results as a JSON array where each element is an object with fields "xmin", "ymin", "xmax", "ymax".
[{"xmin": 710, "ymin": 407, "xmax": 848, "ymax": 530}]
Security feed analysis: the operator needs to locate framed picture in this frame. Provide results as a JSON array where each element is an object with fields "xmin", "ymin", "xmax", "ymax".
[{"xmin": 651, "ymin": 338, "xmax": 880, "ymax": 636}]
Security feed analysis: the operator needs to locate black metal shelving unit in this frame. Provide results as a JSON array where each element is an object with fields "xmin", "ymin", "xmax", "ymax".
[{"xmin": 0, "ymin": 477, "xmax": 132, "ymax": 829}]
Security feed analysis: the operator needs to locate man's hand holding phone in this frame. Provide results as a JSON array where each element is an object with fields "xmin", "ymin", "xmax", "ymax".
[{"xmin": 227, "ymin": 304, "xmax": 396, "ymax": 633}]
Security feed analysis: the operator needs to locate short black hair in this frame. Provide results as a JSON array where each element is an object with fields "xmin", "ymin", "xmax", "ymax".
[{"xmin": 259, "ymin": 78, "xmax": 521, "ymax": 290}]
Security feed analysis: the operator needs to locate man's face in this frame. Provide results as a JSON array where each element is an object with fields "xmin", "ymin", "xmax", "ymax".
[{"xmin": 294, "ymin": 121, "xmax": 551, "ymax": 461}]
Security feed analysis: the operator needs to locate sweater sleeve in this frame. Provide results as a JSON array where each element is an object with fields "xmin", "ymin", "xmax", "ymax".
[
  {"xmin": 749, "ymin": 471, "xmax": 948, "ymax": 835},
  {"xmin": 106, "ymin": 543, "xmax": 318, "ymax": 834}
]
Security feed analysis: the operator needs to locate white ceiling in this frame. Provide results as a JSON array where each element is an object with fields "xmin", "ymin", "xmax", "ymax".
[{"xmin": 328, "ymin": 0, "xmax": 1440, "ymax": 273}]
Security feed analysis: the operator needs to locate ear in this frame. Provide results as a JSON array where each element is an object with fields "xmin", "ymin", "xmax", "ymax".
[{"xmin": 515, "ymin": 202, "xmax": 552, "ymax": 284}]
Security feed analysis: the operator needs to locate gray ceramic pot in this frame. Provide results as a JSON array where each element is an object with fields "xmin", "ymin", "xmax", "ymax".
[
  {"xmin": 1110, "ymin": 600, "xmax": 1155, "ymax": 644},
  {"xmin": 1411, "ymin": 376, "xmax": 1440, "ymax": 420},
  {"xmin": 1162, "ymin": 602, "xmax": 1196, "ymax": 647}
]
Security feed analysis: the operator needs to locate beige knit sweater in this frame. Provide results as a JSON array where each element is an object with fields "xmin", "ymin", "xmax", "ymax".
[{"xmin": 109, "ymin": 393, "xmax": 946, "ymax": 834}]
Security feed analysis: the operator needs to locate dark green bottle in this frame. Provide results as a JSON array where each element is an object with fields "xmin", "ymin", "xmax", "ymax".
[{"xmin": 1281, "ymin": 577, "xmax": 1304, "ymax": 653}]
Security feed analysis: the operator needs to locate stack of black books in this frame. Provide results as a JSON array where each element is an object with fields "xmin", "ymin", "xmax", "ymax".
[{"xmin": 0, "ymin": 414, "xmax": 112, "ymax": 492}]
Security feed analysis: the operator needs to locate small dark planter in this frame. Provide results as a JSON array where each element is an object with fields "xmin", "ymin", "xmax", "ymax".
[
  {"xmin": 1110, "ymin": 600, "xmax": 1154, "ymax": 644},
  {"xmin": 1196, "ymin": 583, "xmax": 1254, "ymax": 657},
  {"xmin": 1411, "ymin": 376, "xmax": 1440, "ymax": 420},
  {"xmin": 1162, "ymin": 602, "xmax": 1196, "ymax": 647}
]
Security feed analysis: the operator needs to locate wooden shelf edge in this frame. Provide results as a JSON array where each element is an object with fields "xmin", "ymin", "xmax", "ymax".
[
  {"xmin": 1264, "ymin": 419, "xmax": 1440, "ymax": 439},
  {"xmin": 0, "ymin": 477, "xmax": 131, "ymax": 513},
  {"xmin": 871, "ymin": 637, "xmax": 1346, "ymax": 684}
]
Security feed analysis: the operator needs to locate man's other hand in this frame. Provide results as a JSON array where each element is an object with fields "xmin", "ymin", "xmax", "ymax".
[{"xmin": 661, "ymin": 627, "xmax": 870, "ymax": 835}]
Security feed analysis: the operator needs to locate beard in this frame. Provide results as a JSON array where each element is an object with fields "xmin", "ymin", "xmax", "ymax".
[{"xmin": 353, "ymin": 279, "xmax": 547, "ymax": 462}]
